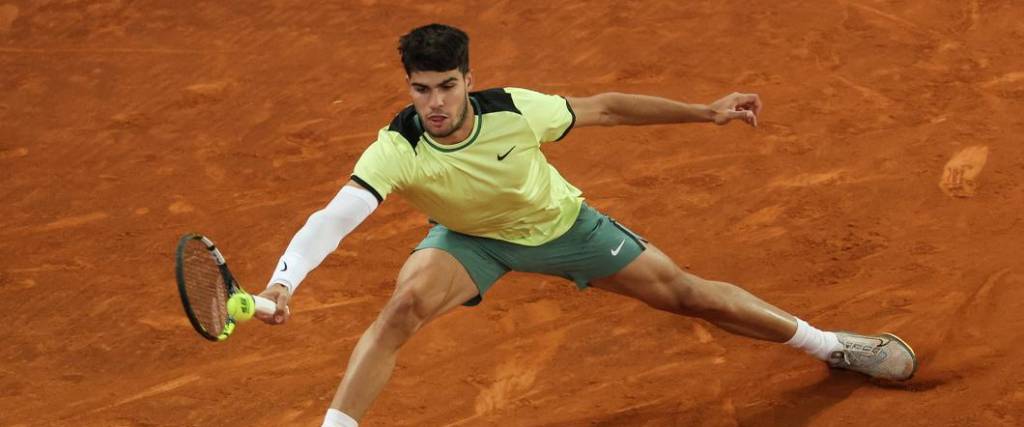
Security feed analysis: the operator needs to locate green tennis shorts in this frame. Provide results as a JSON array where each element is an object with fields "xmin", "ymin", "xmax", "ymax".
[{"xmin": 414, "ymin": 203, "xmax": 647, "ymax": 306}]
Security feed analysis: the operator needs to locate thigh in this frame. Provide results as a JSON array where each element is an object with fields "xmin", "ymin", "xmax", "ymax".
[
  {"xmin": 588, "ymin": 243, "xmax": 700, "ymax": 308},
  {"xmin": 414, "ymin": 224, "xmax": 510, "ymax": 305},
  {"xmin": 389, "ymin": 248, "xmax": 481, "ymax": 321}
]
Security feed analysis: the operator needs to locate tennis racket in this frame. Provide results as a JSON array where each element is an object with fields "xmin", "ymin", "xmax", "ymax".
[{"xmin": 175, "ymin": 233, "xmax": 276, "ymax": 341}]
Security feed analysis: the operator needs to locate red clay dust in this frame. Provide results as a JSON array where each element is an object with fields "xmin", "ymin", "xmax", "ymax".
[{"xmin": 2, "ymin": 1, "xmax": 1023, "ymax": 426}]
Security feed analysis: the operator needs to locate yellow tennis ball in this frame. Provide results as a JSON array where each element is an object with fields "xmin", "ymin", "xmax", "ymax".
[{"xmin": 226, "ymin": 294, "xmax": 255, "ymax": 322}]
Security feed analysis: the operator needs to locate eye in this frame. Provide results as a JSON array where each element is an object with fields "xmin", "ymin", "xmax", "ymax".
[{"xmin": 413, "ymin": 86, "xmax": 428, "ymax": 93}]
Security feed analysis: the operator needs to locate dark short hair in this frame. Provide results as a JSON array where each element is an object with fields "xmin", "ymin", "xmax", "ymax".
[{"xmin": 398, "ymin": 24, "xmax": 469, "ymax": 75}]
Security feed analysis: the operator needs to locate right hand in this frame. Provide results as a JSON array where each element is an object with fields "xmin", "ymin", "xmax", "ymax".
[{"xmin": 256, "ymin": 283, "xmax": 292, "ymax": 325}]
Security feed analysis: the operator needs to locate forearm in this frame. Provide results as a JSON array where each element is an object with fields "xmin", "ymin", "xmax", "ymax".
[
  {"xmin": 268, "ymin": 185, "xmax": 378, "ymax": 293},
  {"xmin": 596, "ymin": 92, "xmax": 714, "ymax": 126}
]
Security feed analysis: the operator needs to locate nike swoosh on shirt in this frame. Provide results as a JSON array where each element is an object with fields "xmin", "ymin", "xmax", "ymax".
[
  {"xmin": 497, "ymin": 146, "xmax": 516, "ymax": 161},
  {"xmin": 610, "ymin": 238, "xmax": 626, "ymax": 256},
  {"xmin": 280, "ymin": 261, "xmax": 288, "ymax": 272}
]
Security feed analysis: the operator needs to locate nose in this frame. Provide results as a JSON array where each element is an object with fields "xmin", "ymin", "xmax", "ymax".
[{"xmin": 428, "ymin": 90, "xmax": 444, "ymax": 109}]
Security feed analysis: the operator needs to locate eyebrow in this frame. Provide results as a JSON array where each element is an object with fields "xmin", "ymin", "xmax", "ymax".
[{"xmin": 412, "ymin": 77, "xmax": 458, "ymax": 88}]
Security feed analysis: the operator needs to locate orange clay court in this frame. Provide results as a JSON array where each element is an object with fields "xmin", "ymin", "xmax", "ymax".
[{"xmin": 2, "ymin": 1, "xmax": 1023, "ymax": 426}]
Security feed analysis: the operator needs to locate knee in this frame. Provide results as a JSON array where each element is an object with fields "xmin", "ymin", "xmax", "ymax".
[
  {"xmin": 638, "ymin": 270, "xmax": 699, "ymax": 314},
  {"xmin": 373, "ymin": 288, "xmax": 427, "ymax": 348},
  {"xmin": 658, "ymin": 275, "xmax": 735, "ymax": 318}
]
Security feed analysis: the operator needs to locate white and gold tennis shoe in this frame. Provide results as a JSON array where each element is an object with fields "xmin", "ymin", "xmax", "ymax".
[{"xmin": 827, "ymin": 332, "xmax": 918, "ymax": 381}]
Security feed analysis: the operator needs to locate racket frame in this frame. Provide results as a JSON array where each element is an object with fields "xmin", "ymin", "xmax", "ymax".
[{"xmin": 175, "ymin": 233, "xmax": 245, "ymax": 342}]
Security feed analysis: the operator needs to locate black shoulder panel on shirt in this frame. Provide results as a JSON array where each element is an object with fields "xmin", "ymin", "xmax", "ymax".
[
  {"xmin": 388, "ymin": 105, "xmax": 423, "ymax": 151},
  {"xmin": 473, "ymin": 88, "xmax": 521, "ymax": 115}
]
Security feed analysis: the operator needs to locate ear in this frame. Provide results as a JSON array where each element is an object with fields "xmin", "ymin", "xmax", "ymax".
[{"xmin": 464, "ymin": 71, "xmax": 474, "ymax": 90}]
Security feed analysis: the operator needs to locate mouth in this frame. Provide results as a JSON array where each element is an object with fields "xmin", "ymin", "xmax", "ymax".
[{"xmin": 426, "ymin": 114, "xmax": 448, "ymax": 127}]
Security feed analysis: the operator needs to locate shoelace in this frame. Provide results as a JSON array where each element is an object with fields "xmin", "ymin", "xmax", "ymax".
[{"xmin": 831, "ymin": 336, "xmax": 887, "ymax": 366}]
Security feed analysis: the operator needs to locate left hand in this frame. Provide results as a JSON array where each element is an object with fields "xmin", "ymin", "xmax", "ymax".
[{"xmin": 709, "ymin": 92, "xmax": 762, "ymax": 127}]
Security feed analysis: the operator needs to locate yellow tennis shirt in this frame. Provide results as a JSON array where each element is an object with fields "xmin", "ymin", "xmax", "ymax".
[{"xmin": 351, "ymin": 87, "xmax": 583, "ymax": 246}]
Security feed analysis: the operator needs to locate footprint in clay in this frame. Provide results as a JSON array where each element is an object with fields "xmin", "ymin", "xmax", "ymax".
[{"xmin": 939, "ymin": 145, "xmax": 988, "ymax": 198}]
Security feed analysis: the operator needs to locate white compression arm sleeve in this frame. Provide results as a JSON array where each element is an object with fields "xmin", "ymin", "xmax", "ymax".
[{"xmin": 268, "ymin": 185, "xmax": 378, "ymax": 293}]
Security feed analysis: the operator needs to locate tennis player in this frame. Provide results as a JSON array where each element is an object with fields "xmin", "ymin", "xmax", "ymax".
[{"xmin": 258, "ymin": 24, "xmax": 917, "ymax": 427}]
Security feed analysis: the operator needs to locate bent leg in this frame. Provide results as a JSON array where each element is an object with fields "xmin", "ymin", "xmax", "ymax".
[
  {"xmin": 590, "ymin": 243, "xmax": 797, "ymax": 342},
  {"xmin": 331, "ymin": 248, "xmax": 479, "ymax": 420}
]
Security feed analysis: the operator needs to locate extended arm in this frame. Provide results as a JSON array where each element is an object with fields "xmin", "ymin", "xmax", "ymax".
[
  {"xmin": 257, "ymin": 181, "xmax": 379, "ymax": 324},
  {"xmin": 566, "ymin": 92, "xmax": 762, "ymax": 128}
]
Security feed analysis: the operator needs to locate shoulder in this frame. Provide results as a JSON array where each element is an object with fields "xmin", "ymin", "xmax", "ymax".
[
  {"xmin": 495, "ymin": 88, "xmax": 575, "ymax": 142},
  {"xmin": 472, "ymin": 88, "xmax": 522, "ymax": 115},
  {"xmin": 472, "ymin": 87, "xmax": 569, "ymax": 116},
  {"xmin": 384, "ymin": 104, "xmax": 425, "ymax": 152},
  {"xmin": 503, "ymin": 87, "xmax": 569, "ymax": 113}
]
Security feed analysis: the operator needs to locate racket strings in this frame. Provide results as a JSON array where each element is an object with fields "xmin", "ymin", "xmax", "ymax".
[{"xmin": 182, "ymin": 241, "xmax": 229, "ymax": 336}]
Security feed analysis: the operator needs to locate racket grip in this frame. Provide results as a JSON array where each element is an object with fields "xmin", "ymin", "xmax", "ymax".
[{"xmin": 252, "ymin": 295, "xmax": 278, "ymax": 316}]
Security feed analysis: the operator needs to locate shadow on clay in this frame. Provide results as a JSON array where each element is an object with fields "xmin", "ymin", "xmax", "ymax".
[{"xmin": 538, "ymin": 372, "xmax": 878, "ymax": 427}]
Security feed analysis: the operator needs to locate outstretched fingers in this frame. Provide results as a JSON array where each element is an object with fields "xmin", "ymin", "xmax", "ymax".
[
  {"xmin": 710, "ymin": 92, "xmax": 762, "ymax": 127},
  {"xmin": 736, "ymin": 93, "xmax": 763, "ymax": 116},
  {"xmin": 733, "ymin": 93, "xmax": 762, "ymax": 127},
  {"xmin": 728, "ymin": 109, "xmax": 758, "ymax": 127}
]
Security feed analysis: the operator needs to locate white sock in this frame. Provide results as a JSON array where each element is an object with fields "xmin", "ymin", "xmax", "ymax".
[
  {"xmin": 322, "ymin": 408, "xmax": 358, "ymax": 427},
  {"xmin": 785, "ymin": 318, "xmax": 842, "ymax": 361}
]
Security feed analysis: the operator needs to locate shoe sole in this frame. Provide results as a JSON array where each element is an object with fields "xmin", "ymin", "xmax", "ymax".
[{"xmin": 880, "ymin": 332, "xmax": 919, "ymax": 380}]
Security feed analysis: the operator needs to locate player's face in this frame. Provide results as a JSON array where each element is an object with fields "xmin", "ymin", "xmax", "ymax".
[{"xmin": 407, "ymin": 69, "xmax": 474, "ymax": 140}]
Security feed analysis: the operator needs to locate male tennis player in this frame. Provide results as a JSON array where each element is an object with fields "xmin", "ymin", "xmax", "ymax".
[{"xmin": 258, "ymin": 24, "xmax": 917, "ymax": 427}]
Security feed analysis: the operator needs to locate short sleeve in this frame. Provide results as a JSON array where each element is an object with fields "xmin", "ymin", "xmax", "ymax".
[
  {"xmin": 506, "ymin": 88, "xmax": 576, "ymax": 144},
  {"xmin": 351, "ymin": 129, "xmax": 411, "ymax": 203}
]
